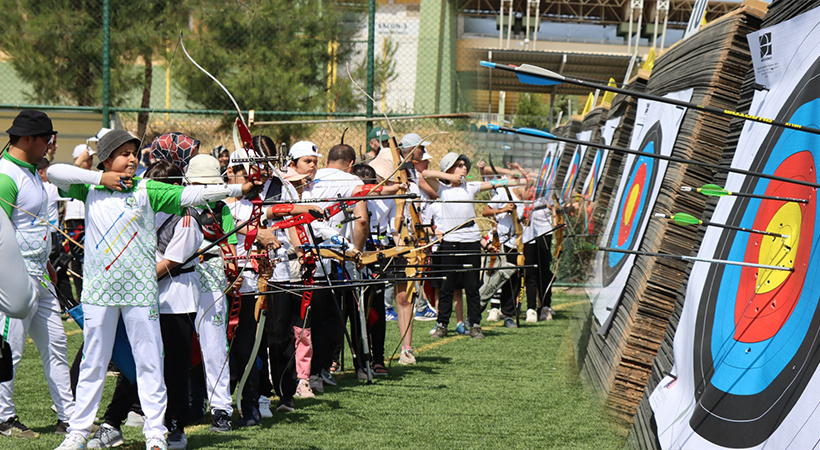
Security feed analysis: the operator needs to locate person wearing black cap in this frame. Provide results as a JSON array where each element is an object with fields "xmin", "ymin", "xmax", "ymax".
[
  {"xmin": 0, "ymin": 110, "xmax": 75, "ymax": 438},
  {"xmin": 47, "ymin": 129, "xmax": 262, "ymax": 450}
]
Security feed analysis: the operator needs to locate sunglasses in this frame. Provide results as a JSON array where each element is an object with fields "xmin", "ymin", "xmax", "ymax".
[{"xmin": 36, "ymin": 134, "xmax": 56, "ymax": 145}]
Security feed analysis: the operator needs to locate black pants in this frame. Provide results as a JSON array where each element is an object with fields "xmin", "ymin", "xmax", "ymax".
[
  {"xmin": 102, "ymin": 373, "xmax": 139, "ymax": 428},
  {"xmin": 160, "ymin": 313, "xmax": 196, "ymax": 428},
  {"xmin": 365, "ymin": 285, "xmax": 385, "ymax": 365},
  {"xmin": 524, "ymin": 236, "xmax": 553, "ymax": 312},
  {"xmin": 499, "ymin": 252, "xmax": 521, "ymax": 318},
  {"xmin": 310, "ymin": 287, "xmax": 342, "ymax": 376},
  {"xmin": 230, "ymin": 294, "xmax": 260, "ymax": 413},
  {"xmin": 438, "ymin": 241, "xmax": 482, "ymax": 327},
  {"xmin": 265, "ymin": 289, "xmax": 301, "ymax": 401}
]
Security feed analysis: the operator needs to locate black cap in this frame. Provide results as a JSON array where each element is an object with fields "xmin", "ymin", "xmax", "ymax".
[
  {"xmin": 6, "ymin": 110, "xmax": 57, "ymax": 136},
  {"xmin": 96, "ymin": 129, "xmax": 140, "ymax": 170}
]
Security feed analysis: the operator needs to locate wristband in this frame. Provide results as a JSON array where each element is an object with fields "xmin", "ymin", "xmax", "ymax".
[{"xmin": 490, "ymin": 178, "xmax": 508, "ymax": 187}]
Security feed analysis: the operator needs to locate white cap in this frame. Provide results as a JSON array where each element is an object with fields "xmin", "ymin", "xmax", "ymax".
[
  {"xmin": 400, "ymin": 133, "xmax": 430, "ymax": 149},
  {"xmin": 289, "ymin": 141, "xmax": 321, "ymax": 161},
  {"xmin": 440, "ymin": 152, "xmax": 459, "ymax": 172},
  {"xmin": 87, "ymin": 127, "xmax": 112, "ymax": 142},
  {"xmin": 186, "ymin": 155, "xmax": 223, "ymax": 184},
  {"xmin": 228, "ymin": 149, "xmax": 249, "ymax": 173},
  {"xmin": 73, "ymin": 144, "xmax": 89, "ymax": 159},
  {"xmin": 421, "ymin": 150, "xmax": 433, "ymax": 161}
]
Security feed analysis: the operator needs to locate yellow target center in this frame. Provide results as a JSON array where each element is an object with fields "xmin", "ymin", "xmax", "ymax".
[
  {"xmin": 623, "ymin": 184, "xmax": 641, "ymax": 227},
  {"xmin": 756, "ymin": 202, "xmax": 800, "ymax": 294}
]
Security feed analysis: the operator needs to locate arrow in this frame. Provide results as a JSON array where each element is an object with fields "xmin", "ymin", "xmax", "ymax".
[
  {"xmin": 480, "ymin": 61, "xmax": 820, "ymax": 137},
  {"xmin": 654, "ymin": 212, "xmax": 791, "ymax": 240},
  {"xmin": 580, "ymin": 243, "xmax": 793, "ymax": 272},
  {"xmin": 490, "ymin": 124, "xmax": 820, "ymax": 191},
  {"xmin": 681, "ymin": 184, "xmax": 808, "ymax": 204}
]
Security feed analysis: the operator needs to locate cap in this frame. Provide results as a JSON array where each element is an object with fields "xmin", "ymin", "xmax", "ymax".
[
  {"xmin": 421, "ymin": 150, "xmax": 433, "ymax": 161},
  {"xmin": 186, "ymin": 154, "xmax": 223, "ymax": 184},
  {"xmin": 87, "ymin": 127, "xmax": 112, "ymax": 142},
  {"xmin": 440, "ymin": 152, "xmax": 459, "ymax": 172},
  {"xmin": 399, "ymin": 133, "xmax": 430, "ymax": 150},
  {"xmin": 289, "ymin": 141, "xmax": 321, "ymax": 161},
  {"xmin": 6, "ymin": 110, "xmax": 57, "ymax": 136},
  {"xmin": 368, "ymin": 127, "xmax": 390, "ymax": 142},
  {"xmin": 96, "ymin": 129, "xmax": 140, "ymax": 170},
  {"xmin": 150, "ymin": 132, "xmax": 200, "ymax": 173},
  {"xmin": 73, "ymin": 144, "xmax": 89, "ymax": 159}
]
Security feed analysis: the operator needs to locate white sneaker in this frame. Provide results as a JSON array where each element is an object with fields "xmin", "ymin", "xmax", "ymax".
[
  {"xmin": 526, "ymin": 309, "xmax": 538, "ymax": 323},
  {"xmin": 258, "ymin": 396, "xmax": 273, "ymax": 419},
  {"xmin": 55, "ymin": 432, "xmax": 87, "ymax": 450},
  {"xmin": 124, "ymin": 411, "xmax": 145, "ymax": 427},
  {"xmin": 145, "ymin": 436, "xmax": 167, "ymax": 450},
  {"xmin": 398, "ymin": 348, "xmax": 416, "ymax": 365},
  {"xmin": 487, "ymin": 308, "xmax": 502, "ymax": 322},
  {"xmin": 295, "ymin": 379, "xmax": 315, "ymax": 399}
]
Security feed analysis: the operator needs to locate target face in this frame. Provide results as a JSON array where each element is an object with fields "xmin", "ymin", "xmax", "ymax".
[
  {"xmin": 561, "ymin": 150, "xmax": 581, "ymax": 201},
  {"xmin": 690, "ymin": 60, "xmax": 820, "ymax": 448},
  {"xmin": 601, "ymin": 122, "xmax": 662, "ymax": 286},
  {"xmin": 583, "ymin": 149, "xmax": 602, "ymax": 199},
  {"xmin": 535, "ymin": 148, "xmax": 553, "ymax": 198}
]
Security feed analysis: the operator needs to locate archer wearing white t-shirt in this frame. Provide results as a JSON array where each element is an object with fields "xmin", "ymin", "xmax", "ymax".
[{"xmin": 421, "ymin": 153, "xmax": 523, "ymax": 340}]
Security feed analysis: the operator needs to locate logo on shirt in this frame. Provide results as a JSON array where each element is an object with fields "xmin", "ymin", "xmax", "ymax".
[
  {"xmin": 148, "ymin": 306, "xmax": 159, "ymax": 321},
  {"xmin": 124, "ymin": 196, "xmax": 138, "ymax": 210},
  {"xmin": 212, "ymin": 313, "xmax": 223, "ymax": 327}
]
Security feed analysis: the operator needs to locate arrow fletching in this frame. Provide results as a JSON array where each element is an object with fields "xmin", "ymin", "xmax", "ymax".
[
  {"xmin": 577, "ymin": 241, "xmax": 598, "ymax": 252},
  {"xmin": 698, "ymin": 184, "xmax": 730, "ymax": 197},
  {"xmin": 670, "ymin": 212, "xmax": 701, "ymax": 226}
]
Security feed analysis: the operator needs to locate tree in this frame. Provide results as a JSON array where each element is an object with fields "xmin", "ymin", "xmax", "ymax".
[
  {"xmin": 176, "ymin": 0, "xmax": 362, "ymax": 143},
  {"xmin": 0, "ymin": 0, "xmax": 187, "ymax": 136},
  {"xmin": 515, "ymin": 92, "xmax": 569, "ymax": 130}
]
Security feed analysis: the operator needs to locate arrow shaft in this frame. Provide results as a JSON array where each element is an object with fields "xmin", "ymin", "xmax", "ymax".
[
  {"xmin": 700, "ymin": 219, "xmax": 789, "ymax": 239},
  {"xmin": 724, "ymin": 191, "xmax": 808, "ymax": 204},
  {"xmin": 489, "ymin": 62, "xmax": 820, "ymax": 136},
  {"xmin": 596, "ymin": 246, "xmax": 792, "ymax": 271},
  {"xmin": 501, "ymin": 126, "xmax": 820, "ymax": 191}
]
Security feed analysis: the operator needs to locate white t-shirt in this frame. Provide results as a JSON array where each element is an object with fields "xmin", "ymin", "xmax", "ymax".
[
  {"xmin": 266, "ymin": 177, "xmax": 301, "ymax": 282},
  {"xmin": 367, "ymin": 198, "xmax": 396, "ymax": 246},
  {"xmin": 488, "ymin": 188, "xmax": 524, "ymax": 250},
  {"xmin": 64, "ymin": 198, "xmax": 85, "ymax": 220},
  {"xmin": 522, "ymin": 196, "xmax": 554, "ymax": 244},
  {"xmin": 43, "ymin": 181, "xmax": 63, "ymax": 228},
  {"xmin": 156, "ymin": 211, "xmax": 204, "ymax": 314},
  {"xmin": 304, "ymin": 167, "xmax": 363, "ymax": 241},
  {"xmin": 422, "ymin": 201, "xmax": 441, "ymax": 252},
  {"xmin": 226, "ymin": 198, "xmax": 258, "ymax": 291},
  {"xmin": 437, "ymin": 181, "xmax": 482, "ymax": 242}
]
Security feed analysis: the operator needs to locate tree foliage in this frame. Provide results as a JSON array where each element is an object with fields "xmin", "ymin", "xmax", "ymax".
[
  {"xmin": 514, "ymin": 92, "xmax": 570, "ymax": 130},
  {"xmin": 176, "ymin": 0, "xmax": 362, "ymax": 142},
  {"xmin": 0, "ymin": 0, "xmax": 186, "ymax": 107}
]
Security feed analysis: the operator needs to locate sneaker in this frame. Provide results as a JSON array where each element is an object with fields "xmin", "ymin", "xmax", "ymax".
[
  {"xmin": 0, "ymin": 415, "xmax": 39, "ymax": 438},
  {"xmin": 235, "ymin": 407, "xmax": 261, "ymax": 428},
  {"xmin": 470, "ymin": 324, "xmax": 485, "ymax": 339},
  {"xmin": 308, "ymin": 375, "xmax": 324, "ymax": 393},
  {"xmin": 145, "ymin": 436, "xmax": 167, "ymax": 450},
  {"xmin": 357, "ymin": 368, "xmax": 368, "ymax": 380},
  {"xmin": 320, "ymin": 368, "xmax": 337, "ymax": 386},
  {"xmin": 295, "ymin": 379, "xmax": 315, "ymax": 399},
  {"xmin": 430, "ymin": 323, "xmax": 447, "ymax": 338},
  {"xmin": 56, "ymin": 419, "xmax": 70, "ymax": 435},
  {"xmin": 124, "ymin": 411, "xmax": 145, "ymax": 427},
  {"xmin": 455, "ymin": 322, "xmax": 470, "ymax": 335},
  {"xmin": 209, "ymin": 410, "xmax": 231, "ymax": 433},
  {"xmin": 165, "ymin": 419, "xmax": 186, "ymax": 450},
  {"xmin": 258, "ymin": 396, "xmax": 272, "ymax": 419},
  {"xmin": 414, "ymin": 306, "xmax": 437, "ymax": 321},
  {"xmin": 56, "ymin": 432, "xmax": 88, "ymax": 450},
  {"xmin": 87, "ymin": 423, "xmax": 125, "ymax": 448},
  {"xmin": 429, "ymin": 325, "xmax": 437, "ymax": 335},
  {"xmin": 275, "ymin": 398, "xmax": 295, "ymax": 413},
  {"xmin": 385, "ymin": 307, "xmax": 398, "ymax": 321},
  {"xmin": 486, "ymin": 308, "xmax": 502, "ymax": 322},
  {"xmin": 526, "ymin": 308, "xmax": 538, "ymax": 323},
  {"xmin": 398, "ymin": 348, "xmax": 416, "ymax": 365},
  {"xmin": 540, "ymin": 307, "xmax": 555, "ymax": 321},
  {"xmin": 504, "ymin": 317, "xmax": 517, "ymax": 328}
]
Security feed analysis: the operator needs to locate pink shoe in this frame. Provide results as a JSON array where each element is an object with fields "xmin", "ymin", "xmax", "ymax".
[{"xmin": 295, "ymin": 379, "xmax": 315, "ymax": 399}]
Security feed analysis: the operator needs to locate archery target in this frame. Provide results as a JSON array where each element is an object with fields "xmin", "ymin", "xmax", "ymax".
[
  {"xmin": 688, "ymin": 60, "xmax": 820, "ymax": 449},
  {"xmin": 581, "ymin": 116, "xmax": 620, "ymax": 202},
  {"xmin": 650, "ymin": 11, "xmax": 820, "ymax": 449},
  {"xmin": 561, "ymin": 148, "xmax": 582, "ymax": 202},
  {"xmin": 535, "ymin": 144, "xmax": 555, "ymax": 198},
  {"xmin": 589, "ymin": 89, "xmax": 692, "ymax": 329},
  {"xmin": 582, "ymin": 149, "xmax": 602, "ymax": 199}
]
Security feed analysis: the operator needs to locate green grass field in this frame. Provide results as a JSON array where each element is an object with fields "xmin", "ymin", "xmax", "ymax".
[{"xmin": 0, "ymin": 291, "xmax": 628, "ymax": 449}]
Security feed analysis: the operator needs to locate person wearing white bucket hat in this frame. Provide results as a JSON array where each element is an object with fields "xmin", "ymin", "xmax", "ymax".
[{"xmin": 421, "ymin": 152, "xmax": 525, "ymax": 340}]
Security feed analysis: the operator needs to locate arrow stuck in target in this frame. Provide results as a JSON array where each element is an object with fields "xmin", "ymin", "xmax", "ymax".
[
  {"xmin": 654, "ymin": 212, "xmax": 792, "ymax": 240},
  {"xmin": 681, "ymin": 184, "xmax": 809, "ymax": 204},
  {"xmin": 578, "ymin": 242, "xmax": 794, "ymax": 272}
]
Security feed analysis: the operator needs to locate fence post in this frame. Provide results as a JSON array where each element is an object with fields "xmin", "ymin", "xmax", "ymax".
[
  {"xmin": 365, "ymin": 0, "xmax": 375, "ymax": 138},
  {"xmin": 102, "ymin": 0, "xmax": 111, "ymax": 127}
]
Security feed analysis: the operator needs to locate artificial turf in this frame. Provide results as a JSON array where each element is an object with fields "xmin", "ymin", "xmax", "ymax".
[{"xmin": 0, "ymin": 290, "xmax": 628, "ymax": 449}]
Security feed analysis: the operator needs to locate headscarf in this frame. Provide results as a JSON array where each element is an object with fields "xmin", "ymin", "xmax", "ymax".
[{"xmin": 150, "ymin": 132, "xmax": 200, "ymax": 173}]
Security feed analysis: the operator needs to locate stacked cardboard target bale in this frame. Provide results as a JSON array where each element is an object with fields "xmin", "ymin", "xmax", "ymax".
[
  {"xmin": 572, "ymin": 3, "xmax": 766, "ymax": 425},
  {"xmin": 628, "ymin": 1, "xmax": 820, "ymax": 448}
]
